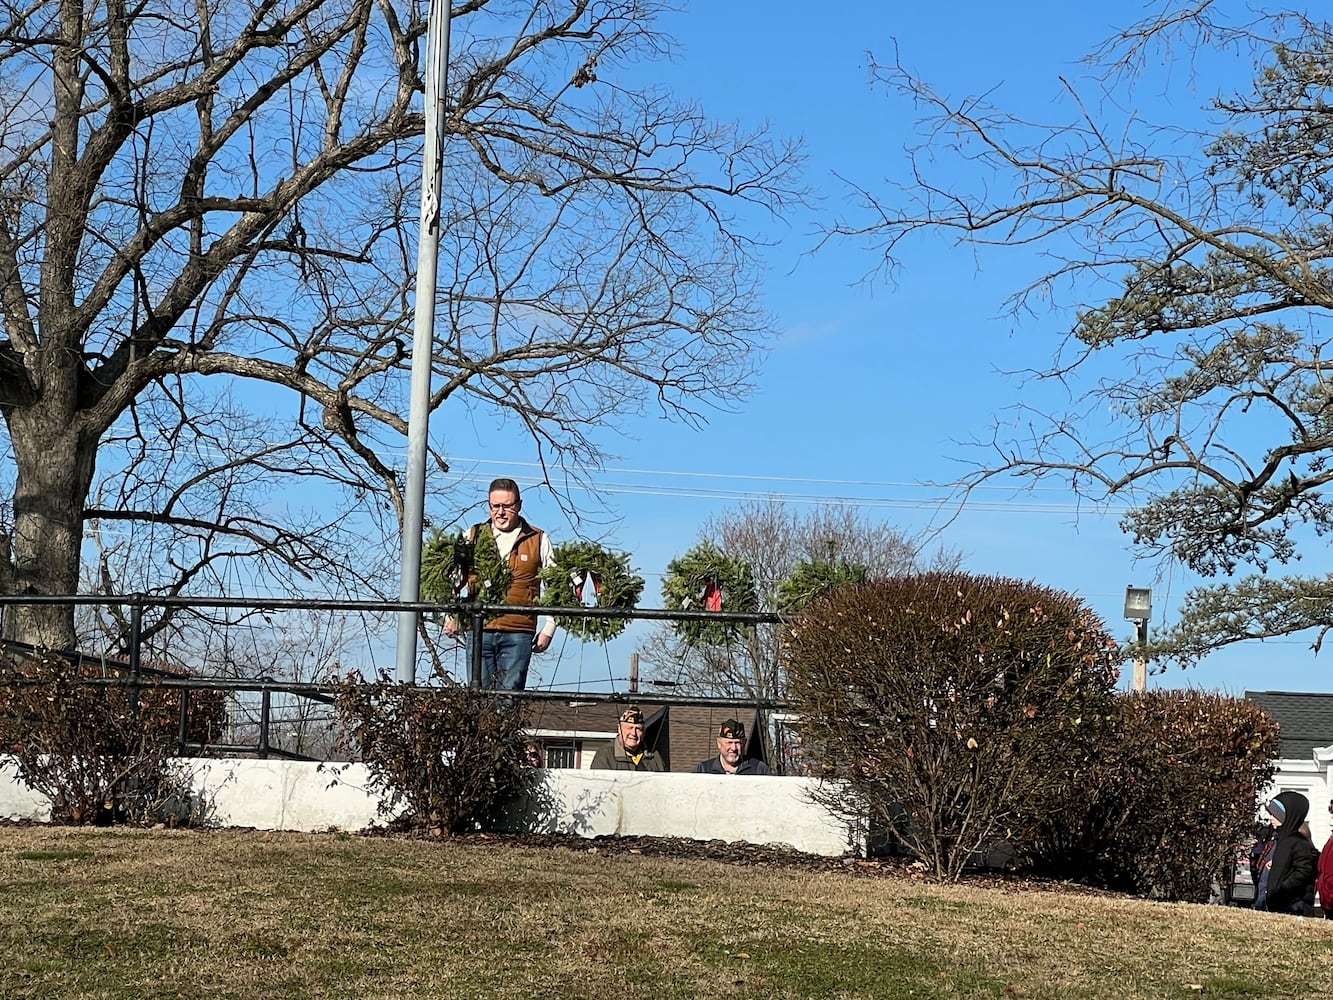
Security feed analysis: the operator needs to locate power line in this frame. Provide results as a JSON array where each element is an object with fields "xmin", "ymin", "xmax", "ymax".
[
  {"xmin": 84, "ymin": 406, "xmax": 1220, "ymax": 519},
  {"xmin": 90, "ymin": 422, "xmax": 1131, "ymax": 519},
  {"xmin": 444, "ymin": 458, "xmax": 1132, "ymax": 516},
  {"xmin": 448, "ymin": 455, "xmax": 1077, "ymax": 494}
]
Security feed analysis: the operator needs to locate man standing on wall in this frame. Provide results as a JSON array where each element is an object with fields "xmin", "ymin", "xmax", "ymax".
[
  {"xmin": 445, "ymin": 478, "xmax": 554, "ymax": 690},
  {"xmin": 693, "ymin": 719, "xmax": 770, "ymax": 775}
]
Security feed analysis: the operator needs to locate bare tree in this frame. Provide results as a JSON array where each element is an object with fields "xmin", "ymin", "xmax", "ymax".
[
  {"xmin": 638, "ymin": 499, "xmax": 957, "ymax": 701},
  {"xmin": 832, "ymin": 4, "xmax": 1333, "ymax": 663},
  {"xmin": 73, "ymin": 394, "xmax": 399, "ymax": 655},
  {"xmin": 0, "ymin": 0, "xmax": 802, "ymax": 650},
  {"xmin": 189, "ymin": 609, "xmax": 362, "ymax": 758}
]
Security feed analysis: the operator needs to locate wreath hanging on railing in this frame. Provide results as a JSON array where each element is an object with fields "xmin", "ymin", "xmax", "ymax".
[
  {"xmin": 660, "ymin": 542, "xmax": 758, "ymax": 644},
  {"xmin": 419, "ymin": 526, "xmax": 512, "ymax": 624},
  {"xmin": 774, "ymin": 557, "xmax": 868, "ymax": 614},
  {"xmin": 539, "ymin": 540, "xmax": 644, "ymax": 642}
]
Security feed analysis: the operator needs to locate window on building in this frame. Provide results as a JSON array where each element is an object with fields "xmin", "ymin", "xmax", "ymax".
[{"xmin": 544, "ymin": 742, "xmax": 577, "ymax": 769}]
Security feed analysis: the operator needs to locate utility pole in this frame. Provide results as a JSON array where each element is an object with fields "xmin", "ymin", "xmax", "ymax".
[
  {"xmin": 1132, "ymin": 618, "xmax": 1148, "ymax": 692},
  {"xmin": 1123, "ymin": 585, "xmax": 1152, "ymax": 693}
]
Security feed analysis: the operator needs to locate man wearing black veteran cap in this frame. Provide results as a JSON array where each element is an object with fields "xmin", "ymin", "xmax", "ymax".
[
  {"xmin": 590, "ymin": 705, "xmax": 666, "ymax": 771},
  {"xmin": 693, "ymin": 719, "xmax": 770, "ymax": 775}
]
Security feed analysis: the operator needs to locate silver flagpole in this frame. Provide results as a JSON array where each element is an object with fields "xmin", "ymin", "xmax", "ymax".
[{"xmin": 395, "ymin": 0, "xmax": 452, "ymax": 683}]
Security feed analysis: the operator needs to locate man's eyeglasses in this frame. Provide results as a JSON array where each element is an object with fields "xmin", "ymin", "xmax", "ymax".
[{"xmin": 489, "ymin": 502, "xmax": 519, "ymax": 512}]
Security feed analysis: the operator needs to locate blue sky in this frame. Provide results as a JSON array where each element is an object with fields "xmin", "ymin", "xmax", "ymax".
[{"xmin": 429, "ymin": 1, "xmax": 1328, "ymax": 696}]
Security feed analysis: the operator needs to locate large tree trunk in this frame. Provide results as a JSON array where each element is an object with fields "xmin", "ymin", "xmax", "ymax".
[
  {"xmin": 4, "ymin": 402, "xmax": 96, "ymax": 651},
  {"xmin": 0, "ymin": 0, "xmax": 94, "ymax": 652}
]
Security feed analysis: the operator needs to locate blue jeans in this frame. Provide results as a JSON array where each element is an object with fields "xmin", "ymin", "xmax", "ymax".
[{"xmin": 465, "ymin": 630, "xmax": 533, "ymax": 691}]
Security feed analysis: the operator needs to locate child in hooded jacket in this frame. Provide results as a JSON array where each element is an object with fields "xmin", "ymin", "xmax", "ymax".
[{"xmin": 1264, "ymin": 790, "xmax": 1319, "ymax": 916}]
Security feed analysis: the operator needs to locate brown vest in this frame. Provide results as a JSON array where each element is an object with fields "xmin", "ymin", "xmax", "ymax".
[{"xmin": 470, "ymin": 520, "xmax": 544, "ymax": 633}]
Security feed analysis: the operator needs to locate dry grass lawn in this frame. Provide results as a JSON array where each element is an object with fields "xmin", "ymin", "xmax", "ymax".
[{"xmin": 1, "ymin": 826, "xmax": 1330, "ymax": 999}]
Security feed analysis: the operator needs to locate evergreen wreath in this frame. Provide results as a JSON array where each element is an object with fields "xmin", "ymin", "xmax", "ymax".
[
  {"xmin": 775, "ymin": 557, "xmax": 868, "ymax": 615},
  {"xmin": 466, "ymin": 523, "xmax": 512, "ymax": 607},
  {"xmin": 660, "ymin": 541, "xmax": 758, "ymax": 644},
  {"xmin": 539, "ymin": 540, "xmax": 644, "ymax": 642},
  {"xmin": 419, "ymin": 525, "xmax": 512, "ymax": 626},
  {"xmin": 419, "ymin": 529, "xmax": 471, "ymax": 602}
]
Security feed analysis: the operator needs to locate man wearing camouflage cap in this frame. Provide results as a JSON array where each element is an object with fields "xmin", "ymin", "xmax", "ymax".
[
  {"xmin": 590, "ymin": 705, "xmax": 666, "ymax": 771},
  {"xmin": 693, "ymin": 719, "xmax": 770, "ymax": 775}
]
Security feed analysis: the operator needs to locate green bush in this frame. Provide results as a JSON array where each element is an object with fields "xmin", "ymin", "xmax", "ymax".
[
  {"xmin": 1023, "ymin": 690, "xmax": 1278, "ymax": 901},
  {"xmin": 0, "ymin": 652, "xmax": 223, "ymax": 825},
  {"xmin": 334, "ymin": 674, "xmax": 531, "ymax": 835},
  {"xmin": 785, "ymin": 572, "xmax": 1119, "ymax": 880}
]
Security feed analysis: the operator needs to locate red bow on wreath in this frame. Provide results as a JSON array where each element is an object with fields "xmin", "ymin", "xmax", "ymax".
[
  {"xmin": 700, "ymin": 577, "xmax": 723, "ymax": 612},
  {"xmin": 569, "ymin": 568, "xmax": 603, "ymax": 605}
]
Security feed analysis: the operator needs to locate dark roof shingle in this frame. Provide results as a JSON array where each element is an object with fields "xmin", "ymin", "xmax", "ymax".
[{"xmin": 1244, "ymin": 690, "xmax": 1333, "ymax": 759}]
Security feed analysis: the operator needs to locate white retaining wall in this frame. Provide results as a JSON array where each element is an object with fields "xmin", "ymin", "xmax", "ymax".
[
  {"xmin": 496, "ymin": 768, "xmax": 863, "ymax": 856},
  {"xmin": 0, "ymin": 759, "xmax": 863, "ymax": 857}
]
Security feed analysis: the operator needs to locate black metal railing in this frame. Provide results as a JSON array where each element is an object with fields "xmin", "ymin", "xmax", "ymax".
[{"xmin": 0, "ymin": 593, "xmax": 789, "ymax": 761}]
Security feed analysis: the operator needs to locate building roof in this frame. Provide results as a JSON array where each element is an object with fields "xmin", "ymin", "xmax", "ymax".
[{"xmin": 1244, "ymin": 691, "xmax": 1333, "ymax": 759}]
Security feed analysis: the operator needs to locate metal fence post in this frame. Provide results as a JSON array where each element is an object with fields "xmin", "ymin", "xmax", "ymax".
[
  {"xmin": 177, "ymin": 687, "xmax": 190, "ymax": 756},
  {"xmin": 127, "ymin": 598, "xmax": 142, "ymax": 718},
  {"xmin": 468, "ymin": 610, "xmax": 483, "ymax": 688},
  {"xmin": 259, "ymin": 682, "xmax": 271, "ymax": 759}
]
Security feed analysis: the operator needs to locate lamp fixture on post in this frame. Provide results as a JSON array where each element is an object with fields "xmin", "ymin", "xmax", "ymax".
[{"xmin": 1123, "ymin": 585, "xmax": 1152, "ymax": 693}]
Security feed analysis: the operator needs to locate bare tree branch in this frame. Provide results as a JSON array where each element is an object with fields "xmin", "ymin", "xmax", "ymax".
[{"xmin": 834, "ymin": 7, "xmax": 1333, "ymax": 663}]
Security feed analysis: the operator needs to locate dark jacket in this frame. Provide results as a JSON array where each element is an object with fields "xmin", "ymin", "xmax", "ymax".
[
  {"xmin": 693, "ymin": 756, "xmax": 771, "ymax": 775},
  {"xmin": 1265, "ymin": 790, "xmax": 1319, "ymax": 914},
  {"xmin": 1249, "ymin": 824, "xmax": 1274, "ymax": 884},
  {"xmin": 589, "ymin": 737, "xmax": 666, "ymax": 772},
  {"xmin": 1250, "ymin": 823, "xmax": 1276, "ymax": 910}
]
